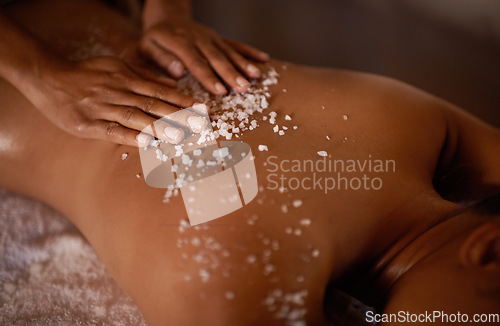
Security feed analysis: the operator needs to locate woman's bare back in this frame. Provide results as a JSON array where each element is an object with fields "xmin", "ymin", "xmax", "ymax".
[{"xmin": 1, "ymin": 0, "xmax": 499, "ymax": 324}]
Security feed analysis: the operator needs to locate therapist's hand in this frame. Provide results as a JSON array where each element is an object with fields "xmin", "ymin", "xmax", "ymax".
[
  {"xmin": 28, "ymin": 56, "xmax": 199, "ymax": 147},
  {"xmin": 140, "ymin": 2, "xmax": 270, "ymax": 95}
]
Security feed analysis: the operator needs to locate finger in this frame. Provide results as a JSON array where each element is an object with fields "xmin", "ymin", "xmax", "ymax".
[
  {"xmin": 119, "ymin": 94, "xmax": 210, "ymax": 134},
  {"xmin": 90, "ymin": 119, "xmax": 186, "ymax": 146},
  {"xmin": 150, "ymin": 34, "xmax": 227, "ymax": 95},
  {"xmin": 127, "ymin": 79, "xmax": 197, "ymax": 108},
  {"xmin": 214, "ymin": 38, "xmax": 261, "ymax": 79},
  {"xmin": 140, "ymin": 38, "xmax": 186, "ymax": 78},
  {"xmin": 130, "ymin": 64, "xmax": 178, "ymax": 88},
  {"xmin": 223, "ymin": 39, "xmax": 270, "ymax": 62},
  {"xmin": 197, "ymin": 39, "xmax": 251, "ymax": 93},
  {"xmin": 88, "ymin": 120, "xmax": 148, "ymax": 147}
]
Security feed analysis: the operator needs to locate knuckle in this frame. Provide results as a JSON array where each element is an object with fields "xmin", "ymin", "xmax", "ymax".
[
  {"xmin": 142, "ymin": 97, "xmax": 157, "ymax": 114},
  {"xmin": 153, "ymin": 86, "xmax": 171, "ymax": 99},
  {"xmin": 121, "ymin": 108, "xmax": 135, "ymax": 123},
  {"xmin": 105, "ymin": 122, "xmax": 120, "ymax": 137},
  {"xmin": 188, "ymin": 56, "xmax": 209, "ymax": 71},
  {"xmin": 67, "ymin": 118, "xmax": 90, "ymax": 137},
  {"xmin": 172, "ymin": 35, "xmax": 191, "ymax": 49}
]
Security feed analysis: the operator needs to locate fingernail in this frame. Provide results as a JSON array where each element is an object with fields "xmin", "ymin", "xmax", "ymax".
[
  {"xmin": 247, "ymin": 64, "xmax": 260, "ymax": 77},
  {"xmin": 192, "ymin": 103, "xmax": 209, "ymax": 115},
  {"xmin": 164, "ymin": 126, "xmax": 184, "ymax": 143},
  {"xmin": 214, "ymin": 82, "xmax": 227, "ymax": 95},
  {"xmin": 236, "ymin": 76, "xmax": 250, "ymax": 88},
  {"xmin": 168, "ymin": 61, "xmax": 184, "ymax": 77},
  {"xmin": 187, "ymin": 115, "xmax": 208, "ymax": 133},
  {"xmin": 136, "ymin": 133, "xmax": 152, "ymax": 146}
]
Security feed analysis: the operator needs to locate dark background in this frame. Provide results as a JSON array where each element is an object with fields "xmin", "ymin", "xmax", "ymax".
[{"xmin": 192, "ymin": 0, "xmax": 500, "ymax": 126}]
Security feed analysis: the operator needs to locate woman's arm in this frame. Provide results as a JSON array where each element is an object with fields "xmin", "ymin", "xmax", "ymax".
[{"xmin": 0, "ymin": 8, "xmax": 199, "ymax": 147}]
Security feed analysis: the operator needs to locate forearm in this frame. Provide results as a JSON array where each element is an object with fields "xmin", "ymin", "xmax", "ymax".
[
  {"xmin": 142, "ymin": 0, "xmax": 192, "ymax": 29},
  {"xmin": 0, "ymin": 9, "xmax": 61, "ymax": 91}
]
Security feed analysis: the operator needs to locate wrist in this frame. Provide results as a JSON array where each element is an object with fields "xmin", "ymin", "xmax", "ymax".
[{"xmin": 142, "ymin": 0, "xmax": 192, "ymax": 30}]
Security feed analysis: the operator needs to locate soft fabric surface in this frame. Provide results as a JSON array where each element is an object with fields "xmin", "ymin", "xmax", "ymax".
[{"xmin": 0, "ymin": 189, "xmax": 147, "ymax": 325}]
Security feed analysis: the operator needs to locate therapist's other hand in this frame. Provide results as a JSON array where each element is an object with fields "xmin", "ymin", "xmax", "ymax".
[
  {"xmin": 28, "ymin": 56, "xmax": 198, "ymax": 147},
  {"xmin": 140, "ymin": 20, "xmax": 270, "ymax": 95}
]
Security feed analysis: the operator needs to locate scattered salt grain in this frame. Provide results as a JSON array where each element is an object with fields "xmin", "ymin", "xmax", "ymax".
[
  {"xmin": 281, "ymin": 204, "xmax": 288, "ymax": 213},
  {"xmin": 191, "ymin": 237, "xmax": 201, "ymax": 246},
  {"xmin": 343, "ymin": 114, "xmax": 349, "ymax": 120},
  {"xmin": 292, "ymin": 199, "xmax": 303, "ymax": 208},
  {"xmin": 312, "ymin": 249, "xmax": 320, "ymax": 257},
  {"xmin": 247, "ymin": 255, "xmax": 257, "ymax": 264},
  {"xmin": 258, "ymin": 145, "xmax": 268, "ymax": 152},
  {"xmin": 264, "ymin": 264, "xmax": 276, "ymax": 274},
  {"xmin": 326, "ymin": 136, "xmax": 330, "ymax": 141},
  {"xmin": 293, "ymin": 126, "xmax": 298, "ymax": 130},
  {"xmin": 299, "ymin": 219, "xmax": 311, "ymax": 226},
  {"xmin": 285, "ymin": 227, "xmax": 293, "ymax": 234},
  {"xmin": 273, "ymin": 125, "xmax": 279, "ymax": 133},
  {"xmin": 121, "ymin": 153, "xmax": 128, "ymax": 160},
  {"xmin": 199, "ymin": 269, "xmax": 210, "ymax": 282},
  {"xmin": 225, "ymin": 291, "xmax": 235, "ymax": 300},
  {"xmin": 285, "ymin": 115, "xmax": 292, "ymax": 121},
  {"xmin": 294, "ymin": 228, "xmax": 302, "ymax": 236},
  {"xmin": 282, "ymin": 88, "xmax": 287, "ymax": 93},
  {"xmin": 317, "ymin": 151, "xmax": 328, "ymax": 157},
  {"xmin": 135, "ymin": 174, "xmax": 141, "ymax": 178}
]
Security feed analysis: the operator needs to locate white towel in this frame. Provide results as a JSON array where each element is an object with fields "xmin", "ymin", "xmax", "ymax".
[{"xmin": 0, "ymin": 189, "xmax": 147, "ymax": 325}]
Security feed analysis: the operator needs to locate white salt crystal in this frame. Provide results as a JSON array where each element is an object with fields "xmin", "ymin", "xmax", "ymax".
[
  {"xmin": 299, "ymin": 219, "xmax": 311, "ymax": 226},
  {"xmin": 191, "ymin": 237, "xmax": 201, "ymax": 246},
  {"xmin": 293, "ymin": 126, "xmax": 298, "ymax": 130},
  {"xmin": 285, "ymin": 115, "xmax": 292, "ymax": 121},
  {"xmin": 193, "ymin": 149, "xmax": 202, "ymax": 156},
  {"xmin": 281, "ymin": 204, "xmax": 288, "ymax": 213},
  {"xmin": 343, "ymin": 114, "xmax": 348, "ymax": 120},
  {"xmin": 225, "ymin": 291, "xmax": 235, "ymax": 300},
  {"xmin": 247, "ymin": 255, "xmax": 257, "ymax": 264},
  {"xmin": 258, "ymin": 145, "xmax": 268, "ymax": 151},
  {"xmin": 317, "ymin": 151, "xmax": 328, "ymax": 157},
  {"xmin": 264, "ymin": 264, "xmax": 276, "ymax": 274},
  {"xmin": 312, "ymin": 249, "xmax": 320, "ymax": 257},
  {"xmin": 273, "ymin": 125, "xmax": 279, "ymax": 133},
  {"xmin": 199, "ymin": 269, "xmax": 210, "ymax": 282},
  {"xmin": 121, "ymin": 153, "xmax": 128, "ymax": 160},
  {"xmin": 294, "ymin": 228, "xmax": 302, "ymax": 236},
  {"xmin": 278, "ymin": 130, "xmax": 285, "ymax": 136},
  {"xmin": 326, "ymin": 136, "xmax": 330, "ymax": 140},
  {"xmin": 292, "ymin": 199, "xmax": 303, "ymax": 208}
]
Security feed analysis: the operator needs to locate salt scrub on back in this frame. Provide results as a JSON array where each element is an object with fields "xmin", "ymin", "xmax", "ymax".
[{"xmin": 177, "ymin": 66, "xmax": 279, "ymax": 140}]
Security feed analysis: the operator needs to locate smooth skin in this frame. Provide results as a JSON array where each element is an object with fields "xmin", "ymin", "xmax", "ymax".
[{"xmin": 0, "ymin": 0, "xmax": 499, "ymax": 325}]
